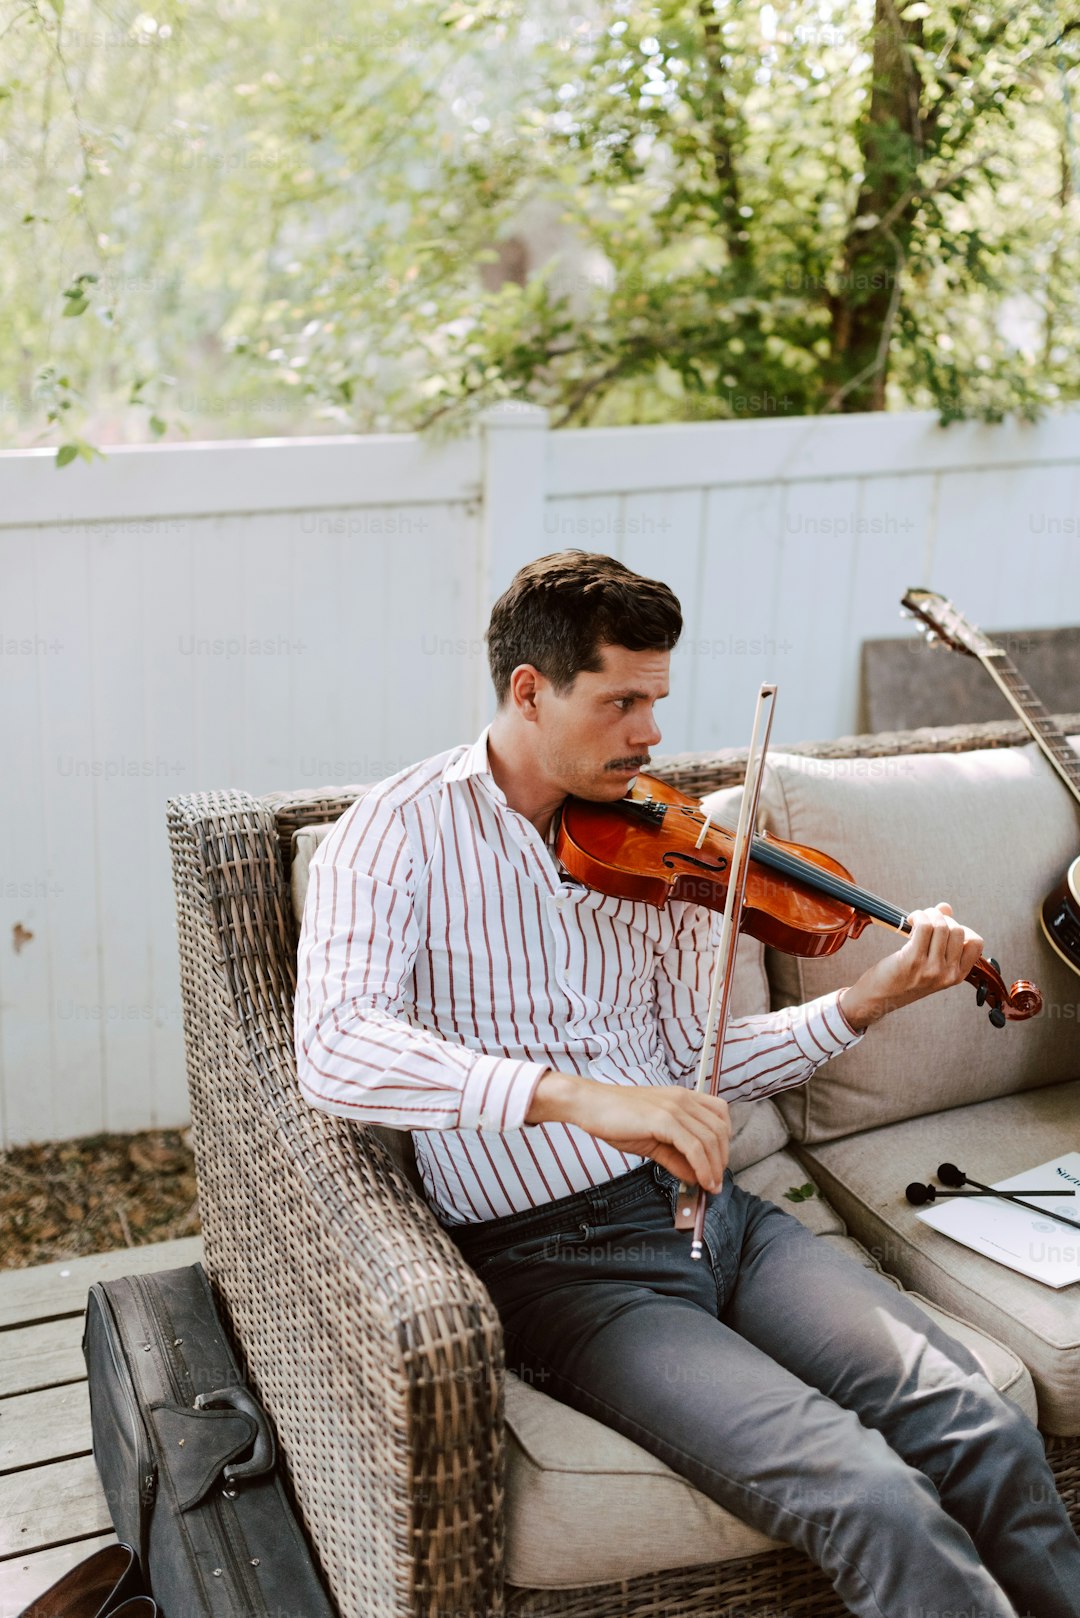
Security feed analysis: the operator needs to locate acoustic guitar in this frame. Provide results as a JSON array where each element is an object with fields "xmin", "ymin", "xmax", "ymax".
[{"xmin": 901, "ymin": 587, "xmax": 1080, "ymax": 977}]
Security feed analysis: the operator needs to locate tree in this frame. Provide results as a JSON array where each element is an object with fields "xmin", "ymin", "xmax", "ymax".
[
  {"xmin": 402, "ymin": 0, "xmax": 1080, "ymax": 429},
  {"xmin": 2, "ymin": 0, "xmax": 1077, "ymax": 459}
]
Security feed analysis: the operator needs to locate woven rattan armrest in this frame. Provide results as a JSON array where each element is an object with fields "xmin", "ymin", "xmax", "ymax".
[{"xmin": 166, "ymin": 791, "xmax": 507, "ymax": 1618}]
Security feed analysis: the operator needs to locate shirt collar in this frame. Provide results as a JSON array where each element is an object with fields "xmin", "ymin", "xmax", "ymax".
[{"xmin": 445, "ymin": 724, "xmax": 502, "ymax": 793}]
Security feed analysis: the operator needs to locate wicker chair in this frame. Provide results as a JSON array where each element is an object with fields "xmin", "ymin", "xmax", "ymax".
[{"xmin": 166, "ymin": 716, "xmax": 1080, "ymax": 1618}]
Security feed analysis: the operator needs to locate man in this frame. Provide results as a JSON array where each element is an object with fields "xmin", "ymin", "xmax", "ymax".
[{"xmin": 295, "ymin": 550, "xmax": 1080, "ymax": 1618}]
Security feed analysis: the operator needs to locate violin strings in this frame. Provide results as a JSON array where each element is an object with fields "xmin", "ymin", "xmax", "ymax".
[
  {"xmin": 693, "ymin": 814, "xmax": 908, "ymax": 929},
  {"xmin": 751, "ymin": 839, "xmax": 908, "ymax": 928}
]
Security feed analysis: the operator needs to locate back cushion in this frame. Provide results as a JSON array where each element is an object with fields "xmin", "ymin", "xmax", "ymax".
[
  {"xmin": 287, "ymin": 784, "xmax": 789, "ymax": 1174},
  {"xmin": 707, "ymin": 739, "xmax": 1080, "ymax": 1144},
  {"xmin": 291, "ymin": 821, "xmax": 335, "ymax": 925}
]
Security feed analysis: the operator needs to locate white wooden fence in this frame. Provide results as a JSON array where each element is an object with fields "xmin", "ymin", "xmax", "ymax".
[{"xmin": 2, "ymin": 403, "xmax": 1079, "ymax": 1147}]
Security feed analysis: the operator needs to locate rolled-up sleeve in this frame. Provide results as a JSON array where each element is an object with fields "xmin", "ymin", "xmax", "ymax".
[
  {"xmin": 294, "ymin": 793, "xmax": 549, "ymax": 1131},
  {"xmin": 653, "ymin": 899, "xmax": 863, "ymax": 1101}
]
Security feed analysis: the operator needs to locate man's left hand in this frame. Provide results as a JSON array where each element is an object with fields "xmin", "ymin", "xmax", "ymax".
[{"xmin": 838, "ymin": 902, "xmax": 985, "ymax": 1033}]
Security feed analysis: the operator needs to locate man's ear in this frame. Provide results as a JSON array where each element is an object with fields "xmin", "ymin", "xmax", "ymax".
[{"xmin": 508, "ymin": 664, "xmax": 544, "ymax": 720}]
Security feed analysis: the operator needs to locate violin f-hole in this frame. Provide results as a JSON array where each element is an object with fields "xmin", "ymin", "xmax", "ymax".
[{"xmin": 661, "ymin": 851, "xmax": 729, "ymax": 877}]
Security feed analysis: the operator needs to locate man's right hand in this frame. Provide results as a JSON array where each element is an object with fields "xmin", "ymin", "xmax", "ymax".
[{"xmin": 525, "ymin": 1070, "xmax": 731, "ymax": 1192}]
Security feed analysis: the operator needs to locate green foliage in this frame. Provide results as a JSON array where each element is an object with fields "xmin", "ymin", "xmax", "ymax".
[
  {"xmin": 1, "ymin": 0, "xmax": 1077, "ymax": 452},
  {"xmin": 784, "ymin": 1183, "xmax": 818, "ymax": 1203}
]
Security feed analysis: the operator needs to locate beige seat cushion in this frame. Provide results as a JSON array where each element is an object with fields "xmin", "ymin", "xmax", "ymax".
[
  {"xmin": 699, "ymin": 738, "xmax": 1080, "ymax": 1145},
  {"xmin": 501, "ymin": 1144, "xmax": 1037, "ymax": 1588},
  {"xmin": 798, "ymin": 1080, "xmax": 1080, "ymax": 1435},
  {"xmin": 502, "ymin": 1363, "xmax": 780, "ymax": 1586}
]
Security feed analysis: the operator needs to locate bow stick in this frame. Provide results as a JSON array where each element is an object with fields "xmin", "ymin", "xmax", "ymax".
[{"xmin": 673, "ymin": 684, "xmax": 778, "ymax": 1259}]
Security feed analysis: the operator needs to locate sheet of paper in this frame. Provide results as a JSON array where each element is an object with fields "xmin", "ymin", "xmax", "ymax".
[{"xmin": 915, "ymin": 1151, "xmax": 1080, "ymax": 1288}]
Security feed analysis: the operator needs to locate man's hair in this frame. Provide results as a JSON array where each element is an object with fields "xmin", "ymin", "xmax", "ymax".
[{"xmin": 485, "ymin": 550, "xmax": 682, "ymax": 706}]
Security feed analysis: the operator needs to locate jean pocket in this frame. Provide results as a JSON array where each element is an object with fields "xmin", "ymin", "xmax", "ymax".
[
  {"xmin": 650, "ymin": 1164, "xmax": 673, "ymax": 1208},
  {"xmin": 468, "ymin": 1221, "xmax": 590, "ymax": 1282}
]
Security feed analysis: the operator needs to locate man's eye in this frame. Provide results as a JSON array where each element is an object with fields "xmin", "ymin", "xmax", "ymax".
[{"xmin": 614, "ymin": 698, "xmax": 633, "ymax": 711}]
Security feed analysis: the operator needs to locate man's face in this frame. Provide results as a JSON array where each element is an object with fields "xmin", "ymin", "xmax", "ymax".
[{"xmin": 532, "ymin": 642, "xmax": 669, "ymax": 801}]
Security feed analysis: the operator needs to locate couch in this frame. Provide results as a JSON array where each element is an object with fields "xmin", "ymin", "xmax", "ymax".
[{"xmin": 166, "ymin": 713, "xmax": 1080, "ymax": 1618}]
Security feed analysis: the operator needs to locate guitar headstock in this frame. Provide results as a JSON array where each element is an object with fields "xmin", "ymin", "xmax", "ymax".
[{"xmin": 900, "ymin": 588, "xmax": 998, "ymax": 660}]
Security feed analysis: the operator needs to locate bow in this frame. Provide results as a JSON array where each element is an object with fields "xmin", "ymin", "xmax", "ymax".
[{"xmin": 673, "ymin": 683, "xmax": 778, "ymax": 1258}]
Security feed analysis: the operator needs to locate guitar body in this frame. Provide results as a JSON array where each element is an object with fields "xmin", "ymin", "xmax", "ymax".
[{"xmin": 1040, "ymin": 853, "xmax": 1080, "ymax": 975}]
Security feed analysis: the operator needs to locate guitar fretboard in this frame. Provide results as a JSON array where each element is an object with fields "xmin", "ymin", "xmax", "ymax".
[{"xmin": 983, "ymin": 649, "xmax": 1080, "ymax": 808}]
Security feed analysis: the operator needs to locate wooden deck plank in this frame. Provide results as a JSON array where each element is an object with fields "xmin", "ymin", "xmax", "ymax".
[
  {"xmin": 0, "ymin": 1318, "xmax": 92, "ymax": 1398},
  {"xmin": 0, "ymin": 1383, "xmax": 92, "ymax": 1471},
  {"xmin": 0, "ymin": 1238, "xmax": 204, "ymax": 1329},
  {"xmin": 0, "ymin": 1456, "xmax": 109, "ymax": 1559},
  {"xmin": 0, "ymin": 1535, "xmax": 117, "ymax": 1618}
]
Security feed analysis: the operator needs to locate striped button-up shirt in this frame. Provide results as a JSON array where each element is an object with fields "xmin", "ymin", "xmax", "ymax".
[{"xmin": 294, "ymin": 727, "xmax": 862, "ymax": 1227}]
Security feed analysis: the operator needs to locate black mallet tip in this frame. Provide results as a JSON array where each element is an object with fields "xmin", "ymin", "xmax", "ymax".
[
  {"xmin": 937, "ymin": 1162, "xmax": 965, "ymax": 1187},
  {"xmin": 906, "ymin": 1182, "xmax": 935, "ymax": 1205}
]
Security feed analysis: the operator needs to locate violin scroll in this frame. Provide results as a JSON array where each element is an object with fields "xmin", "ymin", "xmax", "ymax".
[{"xmin": 969, "ymin": 956, "xmax": 1042, "ymax": 1026}]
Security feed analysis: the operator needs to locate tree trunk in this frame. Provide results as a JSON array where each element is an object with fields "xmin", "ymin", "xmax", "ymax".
[{"xmin": 828, "ymin": 0, "xmax": 925, "ymax": 411}]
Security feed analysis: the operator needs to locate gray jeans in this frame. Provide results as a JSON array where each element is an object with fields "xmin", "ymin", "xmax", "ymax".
[{"xmin": 443, "ymin": 1160, "xmax": 1080, "ymax": 1618}]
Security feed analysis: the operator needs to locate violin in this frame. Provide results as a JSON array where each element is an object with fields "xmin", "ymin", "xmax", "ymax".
[{"xmin": 555, "ymin": 771, "xmax": 1043, "ymax": 1026}]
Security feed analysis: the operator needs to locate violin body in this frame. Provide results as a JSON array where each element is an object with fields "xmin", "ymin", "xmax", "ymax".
[
  {"xmin": 555, "ymin": 771, "xmax": 1042, "ymax": 1024},
  {"xmin": 558, "ymin": 774, "xmax": 872, "ymax": 960}
]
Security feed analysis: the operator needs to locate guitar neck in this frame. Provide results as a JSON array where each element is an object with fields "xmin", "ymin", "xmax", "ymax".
[{"xmin": 975, "ymin": 645, "xmax": 1080, "ymax": 809}]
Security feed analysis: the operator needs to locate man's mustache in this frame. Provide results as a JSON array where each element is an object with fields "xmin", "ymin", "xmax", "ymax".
[{"xmin": 606, "ymin": 756, "xmax": 651, "ymax": 771}]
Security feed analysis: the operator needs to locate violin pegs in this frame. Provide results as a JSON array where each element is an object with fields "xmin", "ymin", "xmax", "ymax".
[
  {"xmin": 988, "ymin": 956, "xmax": 1000, "ymax": 975},
  {"xmin": 975, "ymin": 983, "xmax": 988, "ymax": 1007},
  {"xmin": 988, "ymin": 1006, "xmax": 1007, "ymax": 1029}
]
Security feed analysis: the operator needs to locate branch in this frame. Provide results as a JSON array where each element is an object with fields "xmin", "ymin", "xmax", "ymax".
[
  {"xmin": 0, "ymin": 5, "xmax": 36, "ymax": 45},
  {"xmin": 551, "ymin": 354, "xmax": 631, "ymax": 427},
  {"xmin": 854, "ymin": 147, "xmax": 1000, "ymax": 248},
  {"xmin": 28, "ymin": 0, "xmax": 107, "ymax": 262},
  {"xmin": 924, "ymin": 1, "xmax": 1029, "ymax": 142}
]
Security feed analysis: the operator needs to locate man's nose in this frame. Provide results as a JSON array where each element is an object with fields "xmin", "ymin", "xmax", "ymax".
[{"xmin": 632, "ymin": 710, "xmax": 663, "ymax": 748}]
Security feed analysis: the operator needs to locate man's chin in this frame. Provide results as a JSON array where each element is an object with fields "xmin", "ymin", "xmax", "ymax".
[
  {"xmin": 564, "ymin": 765, "xmax": 648, "ymax": 802},
  {"xmin": 602, "ymin": 768, "xmax": 642, "ymax": 795}
]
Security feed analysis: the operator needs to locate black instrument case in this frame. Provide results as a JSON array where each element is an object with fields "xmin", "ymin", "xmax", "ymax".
[{"xmin": 82, "ymin": 1261, "xmax": 335, "ymax": 1618}]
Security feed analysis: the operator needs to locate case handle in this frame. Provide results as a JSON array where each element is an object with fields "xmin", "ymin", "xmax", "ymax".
[{"xmin": 194, "ymin": 1385, "xmax": 276, "ymax": 1481}]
